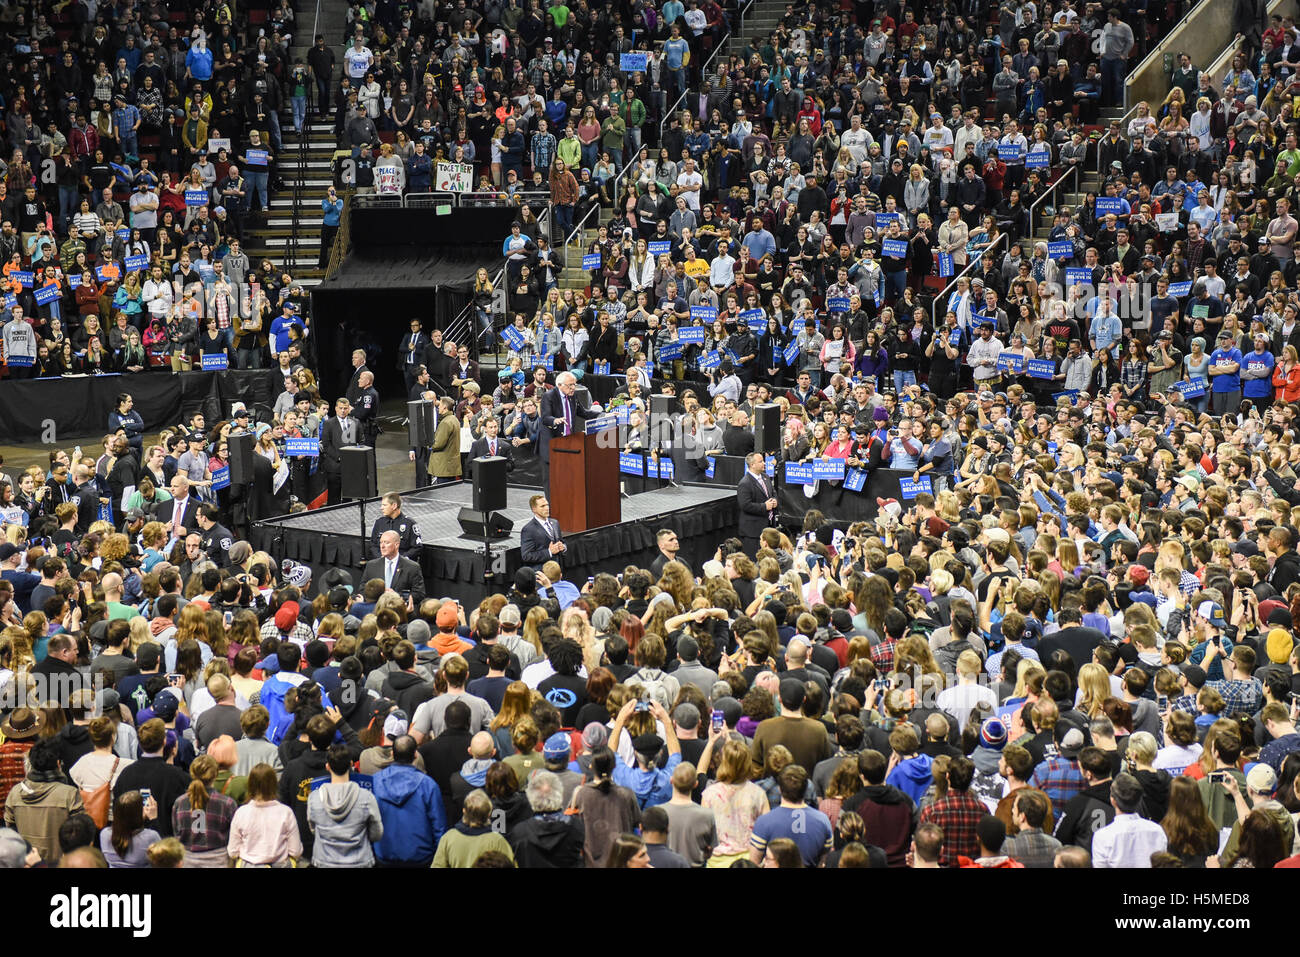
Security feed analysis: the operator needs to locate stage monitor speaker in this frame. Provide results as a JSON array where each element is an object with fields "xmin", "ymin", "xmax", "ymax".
[
  {"xmin": 457, "ymin": 507, "xmax": 514, "ymax": 540},
  {"xmin": 754, "ymin": 403, "xmax": 780, "ymax": 455},
  {"xmin": 407, "ymin": 400, "xmax": 435, "ymax": 448},
  {"xmin": 340, "ymin": 445, "xmax": 377, "ymax": 499},
  {"xmin": 472, "ymin": 455, "xmax": 509, "ymax": 512},
  {"xmin": 575, "ymin": 385, "xmax": 591, "ymax": 408},
  {"xmin": 227, "ymin": 432, "xmax": 255, "ymax": 486}
]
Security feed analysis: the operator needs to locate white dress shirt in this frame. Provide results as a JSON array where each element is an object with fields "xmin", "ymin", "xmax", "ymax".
[{"xmin": 1091, "ymin": 812, "xmax": 1168, "ymax": 868}]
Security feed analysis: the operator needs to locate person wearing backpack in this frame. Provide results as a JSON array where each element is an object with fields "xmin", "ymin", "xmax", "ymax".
[
  {"xmin": 260, "ymin": 643, "xmax": 332, "ymax": 746},
  {"xmin": 631, "ymin": 635, "xmax": 680, "ymax": 709}
]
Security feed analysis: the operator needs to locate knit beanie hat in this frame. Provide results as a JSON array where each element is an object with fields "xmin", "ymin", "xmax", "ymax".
[
  {"xmin": 1266, "ymin": 628, "xmax": 1294, "ymax": 664},
  {"xmin": 979, "ymin": 718, "xmax": 1007, "ymax": 751}
]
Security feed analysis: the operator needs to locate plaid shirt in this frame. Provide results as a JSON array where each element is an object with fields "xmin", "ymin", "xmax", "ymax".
[
  {"xmin": 1002, "ymin": 827, "xmax": 1062, "ymax": 868},
  {"xmin": 1170, "ymin": 692, "xmax": 1198, "ymax": 716},
  {"xmin": 870, "ymin": 636, "xmax": 899, "ymax": 673},
  {"xmin": 1028, "ymin": 756, "xmax": 1085, "ymax": 822},
  {"xmin": 1178, "ymin": 570, "xmax": 1200, "ymax": 597},
  {"xmin": 171, "ymin": 790, "xmax": 239, "ymax": 853},
  {"xmin": 1203, "ymin": 677, "xmax": 1263, "ymax": 718},
  {"xmin": 920, "ymin": 791, "xmax": 986, "ymax": 867}
]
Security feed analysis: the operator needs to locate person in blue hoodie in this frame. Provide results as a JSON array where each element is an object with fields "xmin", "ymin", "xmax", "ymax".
[
  {"xmin": 372, "ymin": 735, "xmax": 447, "ymax": 867},
  {"xmin": 609, "ymin": 699, "xmax": 682, "ymax": 808},
  {"xmin": 885, "ymin": 724, "xmax": 934, "ymax": 805}
]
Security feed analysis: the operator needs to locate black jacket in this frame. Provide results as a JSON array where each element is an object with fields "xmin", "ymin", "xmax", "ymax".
[
  {"xmin": 737, "ymin": 469, "xmax": 776, "ymax": 540},
  {"xmin": 509, "ymin": 813, "xmax": 586, "ymax": 867},
  {"xmin": 113, "ymin": 756, "xmax": 191, "ymax": 838},
  {"xmin": 380, "ymin": 669, "xmax": 436, "ymax": 719},
  {"xmin": 1054, "ymin": 780, "xmax": 1115, "ymax": 853}
]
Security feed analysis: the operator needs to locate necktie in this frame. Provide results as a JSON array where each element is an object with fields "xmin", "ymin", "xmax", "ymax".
[
  {"xmin": 385, "ymin": 559, "xmax": 394, "ymax": 588},
  {"xmin": 563, "ymin": 396, "xmax": 572, "ymax": 436},
  {"xmin": 489, "ymin": 439, "xmax": 497, "ymax": 456},
  {"xmin": 172, "ymin": 500, "xmax": 184, "ymax": 538},
  {"xmin": 548, "ymin": 520, "xmax": 557, "ymax": 541}
]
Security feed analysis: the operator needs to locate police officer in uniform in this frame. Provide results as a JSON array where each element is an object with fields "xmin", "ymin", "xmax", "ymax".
[
  {"xmin": 196, "ymin": 503, "xmax": 234, "ymax": 567},
  {"xmin": 369, "ymin": 492, "xmax": 422, "ymax": 560},
  {"xmin": 353, "ymin": 370, "xmax": 380, "ymax": 445}
]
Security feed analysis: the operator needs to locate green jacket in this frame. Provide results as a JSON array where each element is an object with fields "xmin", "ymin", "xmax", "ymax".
[
  {"xmin": 621, "ymin": 97, "xmax": 646, "ymax": 130},
  {"xmin": 601, "ymin": 116, "xmax": 626, "ymax": 149},
  {"xmin": 432, "ymin": 824, "xmax": 515, "ymax": 868},
  {"xmin": 557, "ymin": 135, "xmax": 582, "ymax": 169}
]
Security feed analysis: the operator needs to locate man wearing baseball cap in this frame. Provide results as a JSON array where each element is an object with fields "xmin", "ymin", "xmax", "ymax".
[{"xmin": 1207, "ymin": 328, "xmax": 1243, "ymax": 414}]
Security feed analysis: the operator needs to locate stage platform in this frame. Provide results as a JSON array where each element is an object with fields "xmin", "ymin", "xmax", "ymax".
[{"xmin": 250, "ymin": 482, "xmax": 738, "ymax": 605}]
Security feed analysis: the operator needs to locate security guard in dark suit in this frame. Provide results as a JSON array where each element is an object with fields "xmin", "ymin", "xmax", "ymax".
[{"xmin": 369, "ymin": 492, "xmax": 422, "ymax": 561}]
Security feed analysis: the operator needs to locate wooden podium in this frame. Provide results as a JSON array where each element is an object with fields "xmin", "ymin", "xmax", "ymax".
[{"xmin": 550, "ymin": 430, "xmax": 620, "ymax": 532}]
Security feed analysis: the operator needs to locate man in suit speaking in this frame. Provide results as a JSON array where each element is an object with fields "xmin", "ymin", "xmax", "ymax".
[
  {"xmin": 362, "ymin": 530, "xmax": 427, "ymax": 610},
  {"xmin": 737, "ymin": 451, "xmax": 779, "ymax": 556},
  {"xmin": 520, "ymin": 494, "xmax": 566, "ymax": 566},
  {"xmin": 539, "ymin": 371, "xmax": 594, "ymax": 495}
]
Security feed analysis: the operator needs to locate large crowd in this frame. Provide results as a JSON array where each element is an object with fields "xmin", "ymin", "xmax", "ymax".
[{"xmin": 3, "ymin": 0, "xmax": 1300, "ymax": 872}]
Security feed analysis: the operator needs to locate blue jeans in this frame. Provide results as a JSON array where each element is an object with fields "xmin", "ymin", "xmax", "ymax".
[
  {"xmin": 292, "ymin": 95, "xmax": 307, "ymax": 131},
  {"xmin": 58, "ymin": 186, "xmax": 78, "ymax": 231},
  {"xmin": 315, "ymin": 77, "xmax": 330, "ymax": 114},
  {"xmin": 606, "ymin": 147, "xmax": 623, "ymax": 170},
  {"xmin": 580, "ymin": 142, "xmax": 598, "ymax": 170},
  {"xmin": 554, "ymin": 203, "xmax": 574, "ymax": 240},
  {"xmin": 246, "ymin": 170, "xmax": 269, "ymax": 211},
  {"xmin": 119, "ymin": 132, "xmax": 138, "ymax": 160},
  {"xmin": 236, "ymin": 346, "xmax": 261, "ymax": 369},
  {"xmin": 1101, "ymin": 57, "xmax": 1126, "ymax": 106},
  {"xmin": 885, "ymin": 270, "xmax": 907, "ymax": 301},
  {"xmin": 893, "ymin": 369, "xmax": 917, "ymax": 393},
  {"xmin": 267, "ymin": 111, "xmax": 283, "ymax": 152}
]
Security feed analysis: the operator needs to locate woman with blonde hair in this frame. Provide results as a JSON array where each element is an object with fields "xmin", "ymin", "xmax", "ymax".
[
  {"xmin": 700, "ymin": 733, "xmax": 769, "ymax": 867},
  {"xmin": 521, "ymin": 606, "xmax": 548, "ymax": 659},
  {"xmin": 489, "ymin": 681, "xmax": 533, "ymax": 757},
  {"xmin": 1076, "ymin": 662, "xmax": 1114, "ymax": 718},
  {"xmin": 171, "ymin": 754, "xmax": 238, "ymax": 867}
]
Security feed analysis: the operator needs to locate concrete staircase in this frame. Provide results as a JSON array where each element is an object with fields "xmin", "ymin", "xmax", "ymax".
[
  {"xmin": 1031, "ymin": 105, "xmax": 1125, "ymax": 247},
  {"xmin": 242, "ymin": 0, "xmax": 351, "ymax": 288}
]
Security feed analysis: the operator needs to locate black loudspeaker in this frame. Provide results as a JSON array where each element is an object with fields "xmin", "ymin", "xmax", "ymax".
[
  {"xmin": 227, "ymin": 432, "xmax": 255, "ymax": 486},
  {"xmin": 649, "ymin": 394, "xmax": 674, "ymax": 450},
  {"xmin": 754, "ymin": 403, "xmax": 780, "ymax": 454},
  {"xmin": 340, "ymin": 445, "xmax": 377, "ymax": 499},
  {"xmin": 472, "ymin": 455, "xmax": 508, "ymax": 512},
  {"xmin": 457, "ymin": 507, "xmax": 514, "ymax": 540},
  {"xmin": 407, "ymin": 400, "xmax": 435, "ymax": 447}
]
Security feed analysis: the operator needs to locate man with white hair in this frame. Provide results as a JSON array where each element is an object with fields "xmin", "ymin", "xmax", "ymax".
[{"xmin": 538, "ymin": 371, "xmax": 594, "ymax": 494}]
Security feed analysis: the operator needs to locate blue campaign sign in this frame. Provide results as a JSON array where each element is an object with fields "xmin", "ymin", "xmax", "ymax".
[
  {"xmin": 593, "ymin": 360, "xmax": 611, "ymax": 375},
  {"xmin": 1052, "ymin": 389, "xmax": 1080, "ymax": 402},
  {"xmin": 245, "ymin": 148, "xmax": 268, "ymax": 167},
  {"xmin": 1065, "ymin": 267, "xmax": 1091, "ymax": 288},
  {"xmin": 844, "ymin": 469, "xmax": 867, "ymax": 492},
  {"xmin": 582, "ymin": 253, "xmax": 601, "ymax": 269},
  {"xmin": 615, "ymin": 405, "xmax": 631, "ymax": 424},
  {"xmin": 286, "ymin": 437, "xmax": 320, "ymax": 457},
  {"xmin": 532, "ymin": 353, "xmax": 555, "ymax": 371},
  {"xmin": 1, "ymin": 294, "xmax": 16, "ymax": 310},
  {"xmin": 938, "ymin": 253, "xmax": 953, "ymax": 278},
  {"xmin": 68, "ymin": 275, "xmax": 81, "ymax": 289},
  {"xmin": 125, "ymin": 254, "xmax": 149, "ymax": 272},
  {"xmin": 765, "ymin": 454, "xmax": 775, "ymax": 477},
  {"xmin": 1168, "ymin": 280, "xmax": 1192, "ymax": 297},
  {"xmin": 648, "ymin": 240, "xmax": 671, "ymax": 256},
  {"xmin": 5, "ymin": 353, "xmax": 34, "ymax": 367},
  {"xmin": 1096, "ymin": 197, "xmax": 1123, "ymax": 217},
  {"xmin": 648, "ymin": 457, "xmax": 675, "ymax": 479},
  {"xmin": 690, "ymin": 304, "xmax": 717, "ymax": 322},
  {"xmin": 949, "ymin": 329, "xmax": 963, "ymax": 346},
  {"xmin": 33, "ymin": 284, "xmax": 60, "ymax": 306},
  {"xmin": 501, "ymin": 325, "xmax": 526, "ymax": 351},
  {"xmin": 620, "ymin": 51, "xmax": 648, "ymax": 72},
  {"xmin": 1047, "ymin": 240, "xmax": 1073, "ymax": 260},
  {"xmin": 784, "ymin": 462, "xmax": 814, "ymax": 485},
  {"xmin": 658, "ymin": 340, "xmax": 683, "ymax": 361},
  {"xmin": 619, "ymin": 452, "xmax": 645, "ymax": 476},
  {"xmin": 1025, "ymin": 150, "xmax": 1051, "ymax": 169},
  {"xmin": 996, "ymin": 352, "xmax": 1025, "ymax": 374},
  {"xmin": 881, "ymin": 238, "xmax": 909, "ymax": 258},
  {"xmin": 698, "ymin": 350, "xmax": 721, "ymax": 371},
  {"xmin": 899, "ymin": 475, "xmax": 932, "ymax": 500},
  {"xmin": 705, "ymin": 456, "xmax": 716, "ymax": 479},
  {"xmin": 1175, "ymin": 378, "xmax": 1207, "ymax": 399},
  {"xmin": 997, "ymin": 140, "xmax": 1023, "ymax": 159},
  {"xmin": 826, "ymin": 297, "xmax": 851, "ymax": 313},
  {"xmin": 677, "ymin": 325, "xmax": 706, "ymax": 344},
  {"xmin": 812, "ymin": 459, "xmax": 845, "ymax": 480},
  {"xmin": 1046, "ymin": 442, "xmax": 1058, "ymax": 455},
  {"xmin": 740, "ymin": 307, "xmax": 765, "ymax": 323},
  {"xmin": 584, "ymin": 414, "xmax": 617, "ymax": 434},
  {"xmin": 185, "ymin": 189, "xmax": 208, "ymax": 206},
  {"xmin": 789, "ymin": 318, "xmax": 805, "ymax": 335},
  {"xmin": 783, "ymin": 340, "xmax": 800, "ymax": 365},
  {"xmin": 200, "ymin": 352, "xmax": 229, "ymax": 370},
  {"xmin": 724, "ymin": 347, "xmax": 742, "ymax": 366},
  {"xmin": 11, "ymin": 271, "xmax": 33, "ymax": 288},
  {"xmin": 210, "ymin": 466, "xmax": 230, "ymax": 491},
  {"xmin": 115, "ymin": 227, "xmax": 130, "ymax": 241},
  {"xmin": 1027, "ymin": 358, "xmax": 1056, "ymax": 379},
  {"xmin": 874, "ymin": 211, "xmax": 898, "ymax": 228}
]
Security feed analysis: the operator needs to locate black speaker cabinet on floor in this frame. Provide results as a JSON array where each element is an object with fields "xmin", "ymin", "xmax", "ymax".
[
  {"xmin": 227, "ymin": 432, "xmax": 255, "ymax": 485},
  {"xmin": 649, "ymin": 394, "xmax": 674, "ymax": 450},
  {"xmin": 457, "ymin": 508, "xmax": 514, "ymax": 540},
  {"xmin": 340, "ymin": 445, "xmax": 377, "ymax": 499},
  {"xmin": 754, "ymin": 403, "xmax": 780, "ymax": 454},
  {"xmin": 472, "ymin": 455, "xmax": 508, "ymax": 512},
  {"xmin": 407, "ymin": 400, "xmax": 435, "ymax": 447}
]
